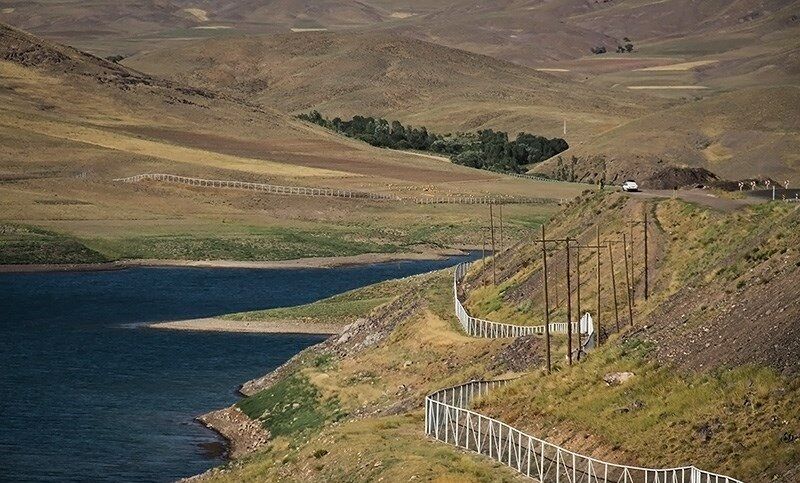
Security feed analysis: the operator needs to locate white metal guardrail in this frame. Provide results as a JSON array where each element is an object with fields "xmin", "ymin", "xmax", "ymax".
[
  {"xmin": 429, "ymin": 262, "xmax": 743, "ymax": 483},
  {"xmin": 113, "ymin": 173, "xmax": 552, "ymax": 205},
  {"xmin": 453, "ymin": 262, "xmax": 593, "ymax": 341},
  {"xmin": 409, "ymin": 195, "xmax": 550, "ymax": 205},
  {"xmin": 425, "ymin": 379, "xmax": 742, "ymax": 483}
]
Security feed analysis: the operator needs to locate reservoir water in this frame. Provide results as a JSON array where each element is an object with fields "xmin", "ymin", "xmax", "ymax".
[{"xmin": 0, "ymin": 253, "xmax": 477, "ymax": 482}]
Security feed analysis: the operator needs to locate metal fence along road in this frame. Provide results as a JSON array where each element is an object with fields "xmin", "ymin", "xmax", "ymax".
[
  {"xmin": 427, "ymin": 263, "xmax": 743, "ymax": 483},
  {"xmin": 453, "ymin": 262, "xmax": 594, "ymax": 341},
  {"xmin": 113, "ymin": 173, "xmax": 553, "ymax": 205}
]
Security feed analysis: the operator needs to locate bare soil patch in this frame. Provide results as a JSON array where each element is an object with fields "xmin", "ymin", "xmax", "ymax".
[
  {"xmin": 636, "ymin": 60, "xmax": 718, "ymax": 71},
  {"xmin": 627, "ymin": 85, "xmax": 708, "ymax": 90}
]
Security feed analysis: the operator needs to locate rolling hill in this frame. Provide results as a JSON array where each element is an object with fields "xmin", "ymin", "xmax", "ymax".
[
  {"xmin": 190, "ymin": 191, "xmax": 800, "ymax": 483},
  {"xmin": 125, "ymin": 26, "xmax": 800, "ymax": 186},
  {"xmin": 531, "ymin": 85, "xmax": 800, "ymax": 187},
  {"xmin": 5, "ymin": 0, "xmax": 799, "ymax": 69},
  {"xmin": 125, "ymin": 31, "xmax": 661, "ymax": 141},
  {"xmin": 6, "ymin": 0, "xmax": 799, "ymax": 190},
  {"xmin": 0, "ymin": 22, "xmax": 581, "ymax": 265}
]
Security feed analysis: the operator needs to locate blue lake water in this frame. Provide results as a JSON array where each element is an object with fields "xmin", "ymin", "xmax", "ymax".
[{"xmin": 0, "ymin": 253, "xmax": 477, "ymax": 482}]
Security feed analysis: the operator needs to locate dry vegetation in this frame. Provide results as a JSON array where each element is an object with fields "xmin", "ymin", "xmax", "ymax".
[
  {"xmin": 193, "ymin": 193, "xmax": 799, "ymax": 482},
  {"xmin": 6, "ymin": 1, "xmax": 799, "ymax": 189},
  {"xmin": 0, "ymin": 22, "xmax": 581, "ymax": 264},
  {"xmin": 194, "ymin": 270, "xmax": 540, "ymax": 482},
  {"xmin": 533, "ymin": 86, "xmax": 800, "ymax": 186},
  {"xmin": 2, "ymin": 3, "xmax": 799, "ymax": 480},
  {"xmin": 125, "ymin": 31, "xmax": 658, "ymax": 141},
  {"xmin": 121, "ymin": 2, "xmax": 800, "ymax": 186}
]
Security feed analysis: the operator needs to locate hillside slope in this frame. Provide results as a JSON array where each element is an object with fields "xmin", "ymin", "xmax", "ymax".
[
  {"xmin": 13, "ymin": 0, "xmax": 796, "ymax": 189},
  {"xmin": 191, "ymin": 192, "xmax": 799, "ymax": 482},
  {"xmin": 125, "ymin": 31, "xmax": 660, "ymax": 141},
  {"xmin": 531, "ymin": 85, "xmax": 800, "ymax": 186},
  {"xmin": 0, "ymin": 22, "xmax": 581, "ymax": 264},
  {"xmin": 7, "ymin": 0, "xmax": 799, "ymax": 68}
]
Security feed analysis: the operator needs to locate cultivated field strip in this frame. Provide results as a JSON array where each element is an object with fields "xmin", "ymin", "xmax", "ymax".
[
  {"xmin": 113, "ymin": 173, "xmax": 554, "ymax": 205},
  {"xmin": 425, "ymin": 263, "xmax": 743, "ymax": 483}
]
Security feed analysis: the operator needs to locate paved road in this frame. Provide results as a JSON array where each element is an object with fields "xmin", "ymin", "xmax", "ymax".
[{"xmin": 625, "ymin": 189, "xmax": 763, "ymax": 212}]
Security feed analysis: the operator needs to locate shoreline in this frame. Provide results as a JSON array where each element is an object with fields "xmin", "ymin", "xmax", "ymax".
[
  {"xmin": 0, "ymin": 249, "xmax": 467, "ymax": 274},
  {"xmin": 148, "ymin": 317, "xmax": 341, "ymax": 334},
  {"xmin": 193, "ymin": 406, "xmax": 270, "ymax": 469},
  {"xmin": 183, "ymin": 406, "xmax": 271, "ymax": 482}
]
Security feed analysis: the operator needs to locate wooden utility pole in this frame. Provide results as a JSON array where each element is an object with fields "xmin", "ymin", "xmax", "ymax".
[
  {"xmin": 608, "ymin": 241, "xmax": 620, "ymax": 332},
  {"xmin": 643, "ymin": 210, "xmax": 649, "ymax": 300},
  {"xmin": 541, "ymin": 225, "xmax": 551, "ymax": 374},
  {"xmin": 596, "ymin": 226, "xmax": 601, "ymax": 345},
  {"xmin": 554, "ymin": 279, "xmax": 560, "ymax": 310},
  {"xmin": 622, "ymin": 233, "xmax": 634, "ymax": 326},
  {"xmin": 565, "ymin": 237, "xmax": 573, "ymax": 365},
  {"xmin": 629, "ymin": 221, "xmax": 635, "ymax": 300},
  {"xmin": 575, "ymin": 243, "xmax": 581, "ymax": 360},
  {"xmin": 489, "ymin": 205, "xmax": 497, "ymax": 285},
  {"xmin": 499, "ymin": 204, "xmax": 504, "ymax": 252},
  {"xmin": 481, "ymin": 231, "xmax": 487, "ymax": 287}
]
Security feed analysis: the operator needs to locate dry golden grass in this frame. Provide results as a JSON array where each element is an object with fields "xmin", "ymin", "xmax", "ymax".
[
  {"xmin": 201, "ymin": 270, "xmax": 531, "ymax": 482},
  {"xmin": 1, "ymin": 112, "xmax": 350, "ymax": 179},
  {"xmin": 0, "ymin": 24, "xmax": 586, "ymax": 262},
  {"xmin": 534, "ymin": 85, "xmax": 800, "ymax": 185},
  {"xmin": 125, "ymin": 31, "xmax": 660, "ymax": 142}
]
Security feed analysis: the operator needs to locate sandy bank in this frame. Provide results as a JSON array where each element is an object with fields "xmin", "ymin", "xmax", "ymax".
[
  {"xmin": 148, "ymin": 317, "xmax": 341, "ymax": 334},
  {"xmin": 0, "ymin": 249, "xmax": 465, "ymax": 273}
]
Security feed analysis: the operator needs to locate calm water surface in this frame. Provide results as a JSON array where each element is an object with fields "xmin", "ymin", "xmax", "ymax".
[{"xmin": 0, "ymin": 254, "xmax": 477, "ymax": 482}]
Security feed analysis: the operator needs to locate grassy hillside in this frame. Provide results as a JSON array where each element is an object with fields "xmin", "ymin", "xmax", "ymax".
[
  {"xmin": 198, "ymin": 270, "xmax": 540, "ymax": 482},
  {"xmin": 11, "ymin": 2, "xmax": 799, "ymax": 190},
  {"xmin": 10, "ymin": 0, "xmax": 798, "ymax": 69},
  {"xmin": 125, "ymin": 26, "xmax": 799, "ymax": 187},
  {"xmin": 194, "ymin": 193, "xmax": 798, "ymax": 482},
  {"xmin": 0, "ymin": 23, "xmax": 581, "ymax": 264},
  {"xmin": 532, "ymin": 86, "xmax": 800, "ymax": 186},
  {"xmin": 125, "ymin": 31, "xmax": 658, "ymax": 141}
]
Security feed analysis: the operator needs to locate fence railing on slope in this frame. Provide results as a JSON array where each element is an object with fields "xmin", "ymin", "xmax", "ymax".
[
  {"xmin": 424, "ymin": 378, "xmax": 743, "ymax": 483},
  {"xmin": 432, "ymin": 262, "xmax": 743, "ymax": 482},
  {"xmin": 407, "ymin": 195, "xmax": 552, "ymax": 205},
  {"xmin": 113, "ymin": 173, "xmax": 396, "ymax": 201},
  {"xmin": 113, "ymin": 173, "xmax": 554, "ymax": 205},
  {"xmin": 453, "ymin": 262, "xmax": 593, "ymax": 340},
  {"xmin": 502, "ymin": 171, "xmax": 564, "ymax": 184}
]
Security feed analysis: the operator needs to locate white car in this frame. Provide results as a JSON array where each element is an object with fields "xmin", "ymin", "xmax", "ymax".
[{"xmin": 621, "ymin": 180, "xmax": 639, "ymax": 192}]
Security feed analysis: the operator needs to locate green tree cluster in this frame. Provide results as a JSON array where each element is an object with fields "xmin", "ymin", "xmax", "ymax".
[{"xmin": 298, "ymin": 111, "xmax": 568, "ymax": 173}]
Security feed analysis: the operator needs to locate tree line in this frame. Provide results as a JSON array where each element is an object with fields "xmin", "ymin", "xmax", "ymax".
[{"xmin": 298, "ymin": 111, "xmax": 568, "ymax": 173}]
